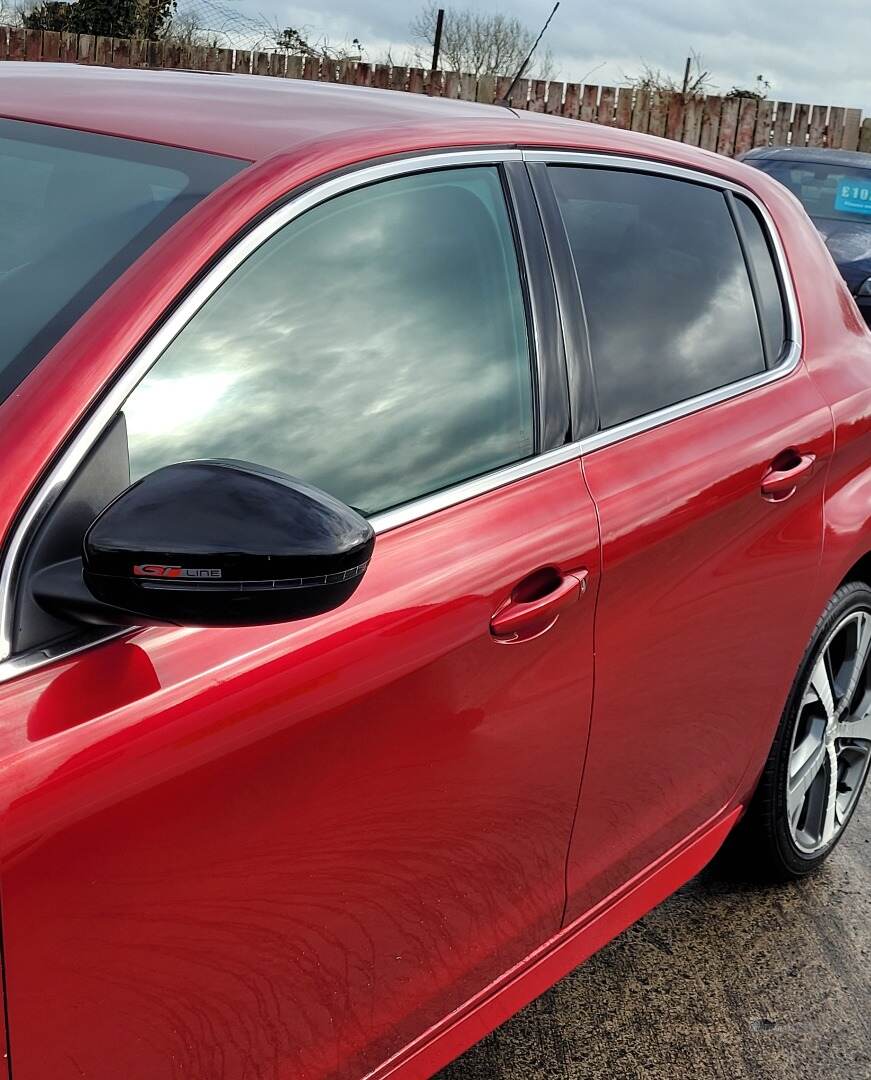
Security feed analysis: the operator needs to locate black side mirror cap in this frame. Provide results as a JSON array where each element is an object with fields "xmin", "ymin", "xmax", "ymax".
[{"xmin": 35, "ymin": 459, "xmax": 375, "ymax": 628}]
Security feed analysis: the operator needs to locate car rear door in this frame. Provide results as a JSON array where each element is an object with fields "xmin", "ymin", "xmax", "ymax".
[
  {"xmin": 0, "ymin": 154, "xmax": 600, "ymax": 1080},
  {"xmin": 530, "ymin": 154, "xmax": 833, "ymax": 923}
]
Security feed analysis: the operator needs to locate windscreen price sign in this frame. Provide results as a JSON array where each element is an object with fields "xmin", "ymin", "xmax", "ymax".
[{"xmin": 835, "ymin": 180, "xmax": 871, "ymax": 216}]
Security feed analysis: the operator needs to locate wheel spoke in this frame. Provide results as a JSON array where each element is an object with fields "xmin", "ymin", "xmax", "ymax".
[
  {"xmin": 809, "ymin": 654, "xmax": 836, "ymax": 722},
  {"xmin": 835, "ymin": 708, "xmax": 871, "ymax": 744},
  {"xmin": 821, "ymin": 745, "xmax": 840, "ymax": 845},
  {"xmin": 837, "ymin": 612, "xmax": 871, "ymax": 718},
  {"xmin": 787, "ymin": 736, "xmax": 827, "ymax": 823}
]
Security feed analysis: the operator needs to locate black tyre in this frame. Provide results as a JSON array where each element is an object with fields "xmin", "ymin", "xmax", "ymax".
[{"xmin": 728, "ymin": 581, "xmax": 871, "ymax": 880}]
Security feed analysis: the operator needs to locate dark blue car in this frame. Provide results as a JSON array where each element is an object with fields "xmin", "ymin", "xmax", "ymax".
[{"xmin": 742, "ymin": 146, "xmax": 871, "ymax": 327}]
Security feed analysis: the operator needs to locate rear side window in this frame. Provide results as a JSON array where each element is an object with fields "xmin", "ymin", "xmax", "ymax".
[
  {"xmin": 549, "ymin": 166, "xmax": 767, "ymax": 429},
  {"xmin": 733, "ymin": 197, "xmax": 787, "ymax": 364},
  {"xmin": 122, "ymin": 166, "xmax": 534, "ymax": 515}
]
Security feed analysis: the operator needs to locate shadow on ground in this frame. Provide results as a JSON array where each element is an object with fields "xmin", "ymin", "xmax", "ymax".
[{"xmin": 438, "ymin": 796, "xmax": 871, "ymax": 1080}]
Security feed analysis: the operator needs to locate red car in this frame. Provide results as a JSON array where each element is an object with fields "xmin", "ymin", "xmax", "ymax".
[{"xmin": 0, "ymin": 63, "xmax": 869, "ymax": 1080}]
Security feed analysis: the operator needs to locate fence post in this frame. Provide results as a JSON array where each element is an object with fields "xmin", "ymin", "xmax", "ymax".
[
  {"xmin": 843, "ymin": 109, "xmax": 862, "ymax": 150},
  {"xmin": 860, "ymin": 118, "xmax": 871, "ymax": 154}
]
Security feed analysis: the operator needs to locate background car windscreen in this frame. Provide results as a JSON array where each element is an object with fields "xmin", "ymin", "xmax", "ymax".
[
  {"xmin": 754, "ymin": 159, "xmax": 871, "ymax": 226},
  {"xmin": 0, "ymin": 119, "xmax": 246, "ymax": 404}
]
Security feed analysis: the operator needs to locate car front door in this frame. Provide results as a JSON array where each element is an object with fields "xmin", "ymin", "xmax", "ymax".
[
  {"xmin": 531, "ymin": 156, "xmax": 834, "ymax": 922},
  {"xmin": 0, "ymin": 156, "xmax": 600, "ymax": 1080}
]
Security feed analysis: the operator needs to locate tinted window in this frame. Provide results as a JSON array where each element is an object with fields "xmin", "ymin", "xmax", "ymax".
[
  {"xmin": 734, "ymin": 197, "xmax": 787, "ymax": 363},
  {"xmin": 0, "ymin": 120, "xmax": 245, "ymax": 404},
  {"xmin": 550, "ymin": 166, "xmax": 766, "ymax": 429},
  {"xmin": 123, "ymin": 167, "xmax": 534, "ymax": 515}
]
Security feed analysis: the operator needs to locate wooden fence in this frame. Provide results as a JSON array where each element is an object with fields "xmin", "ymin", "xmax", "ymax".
[{"xmin": 3, "ymin": 23, "xmax": 871, "ymax": 157}]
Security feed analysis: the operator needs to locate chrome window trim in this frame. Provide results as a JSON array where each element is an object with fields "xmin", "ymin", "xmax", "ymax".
[
  {"xmin": 523, "ymin": 149, "xmax": 803, "ymax": 455},
  {"xmin": 0, "ymin": 147, "xmax": 547, "ymax": 678}
]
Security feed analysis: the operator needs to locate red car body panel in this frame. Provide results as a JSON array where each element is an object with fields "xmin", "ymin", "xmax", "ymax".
[
  {"xmin": 0, "ymin": 65, "xmax": 869, "ymax": 1080},
  {"xmin": 0, "ymin": 464, "xmax": 600, "ymax": 1080},
  {"xmin": 567, "ymin": 365, "xmax": 833, "ymax": 920}
]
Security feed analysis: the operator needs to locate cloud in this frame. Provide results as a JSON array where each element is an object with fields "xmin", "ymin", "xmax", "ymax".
[{"xmin": 233, "ymin": 0, "xmax": 871, "ymax": 112}]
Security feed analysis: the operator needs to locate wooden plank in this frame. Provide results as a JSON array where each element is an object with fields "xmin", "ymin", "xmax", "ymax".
[
  {"xmin": 269, "ymin": 52, "xmax": 285, "ymax": 77},
  {"xmin": 546, "ymin": 81, "xmax": 563, "ymax": 114},
  {"xmin": 682, "ymin": 96, "xmax": 704, "ymax": 145},
  {"xmin": 146, "ymin": 39, "xmax": 162, "ymax": 67},
  {"xmin": 665, "ymin": 93, "xmax": 685, "ymax": 141},
  {"xmin": 284, "ymin": 54, "xmax": 302, "ymax": 79},
  {"xmin": 215, "ymin": 46, "xmax": 233, "ymax": 72},
  {"xmin": 443, "ymin": 71, "xmax": 459, "ymax": 99},
  {"xmin": 843, "ymin": 108, "xmax": 861, "ymax": 150},
  {"xmin": 614, "ymin": 86, "xmax": 632, "ymax": 129},
  {"xmin": 598, "ymin": 85, "xmax": 616, "ymax": 125},
  {"xmin": 24, "ymin": 28, "xmax": 42, "ymax": 61},
  {"xmin": 459, "ymin": 73, "xmax": 476, "ymax": 101},
  {"xmin": 716, "ymin": 96, "xmax": 740, "ymax": 154},
  {"xmin": 772, "ymin": 101, "xmax": 792, "ymax": 145},
  {"xmin": 631, "ymin": 89, "xmax": 650, "ymax": 132},
  {"xmin": 63, "ymin": 32, "xmax": 81, "ymax": 63},
  {"xmin": 529, "ymin": 79, "xmax": 547, "ymax": 112},
  {"xmin": 189, "ymin": 45, "xmax": 207, "ymax": 70},
  {"xmin": 477, "ymin": 74, "xmax": 496, "ymax": 104},
  {"xmin": 699, "ymin": 95, "xmax": 722, "ymax": 151},
  {"xmin": 252, "ymin": 51, "xmax": 268, "ymax": 76},
  {"xmin": 8, "ymin": 27, "xmax": 26, "ymax": 60},
  {"xmin": 338, "ymin": 58, "xmax": 355, "ymax": 83},
  {"xmin": 303, "ymin": 55, "xmax": 320, "ymax": 80},
  {"xmin": 509, "ymin": 77, "xmax": 529, "ymax": 109},
  {"xmin": 112, "ymin": 36, "xmax": 131, "ymax": 66},
  {"xmin": 827, "ymin": 106, "xmax": 845, "ymax": 149},
  {"xmin": 733, "ymin": 97, "xmax": 758, "ymax": 156},
  {"xmin": 648, "ymin": 91, "xmax": 669, "ymax": 137},
  {"xmin": 163, "ymin": 41, "xmax": 181, "ymax": 69},
  {"xmin": 791, "ymin": 103, "xmax": 810, "ymax": 147},
  {"xmin": 752, "ymin": 99, "xmax": 774, "ymax": 147},
  {"xmin": 808, "ymin": 104, "xmax": 827, "ymax": 147},
  {"xmin": 580, "ymin": 83, "xmax": 598, "ymax": 121},
  {"xmin": 390, "ymin": 65, "xmax": 408, "ymax": 92},
  {"xmin": 408, "ymin": 67, "xmax": 425, "ymax": 95},
  {"xmin": 320, "ymin": 57, "xmax": 338, "ymax": 83},
  {"xmin": 561, "ymin": 82, "xmax": 580, "ymax": 118},
  {"xmin": 77, "ymin": 34, "xmax": 95, "ymax": 63},
  {"xmin": 494, "ymin": 75, "xmax": 512, "ymax": 105},
  {"xmin": 860, "ymin": 119, "xmax": 871, "ymax": 154},
  {"xmin": 0, "ymin": 26, "xmax": 8, "ymax": 62},
  {"xmin": 96, "ymin": 33, "xmax": 114, "ymax": 65},
  {"xmin": 42, "ymin": 30, "xmax": 61, "ymax": 60},
  {"xmin": 424, "ymin": 69, "xmax": 442, "ymax": 96}
]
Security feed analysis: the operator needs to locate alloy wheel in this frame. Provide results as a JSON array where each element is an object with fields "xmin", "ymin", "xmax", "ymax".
[{"xmin": 787, "ymin": 608, "xmax": 871, "ymax": 855}]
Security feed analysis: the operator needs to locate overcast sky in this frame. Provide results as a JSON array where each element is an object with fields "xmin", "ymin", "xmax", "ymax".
[{"xmin": 240, "ymin": 1, "xmax": 870, "ymax": 113}]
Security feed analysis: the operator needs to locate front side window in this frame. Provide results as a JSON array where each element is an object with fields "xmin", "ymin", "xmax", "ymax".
[
  {"xmin": 549, "ymin": 166, "xmax": 767, "ymax": 429},
  {"xmin": 0, "ymin": 120, "xmax": 245, "ymax": 404},
  {"xmin": 122, "ymin": 166, "xmax": 534, "ymax": 516}
]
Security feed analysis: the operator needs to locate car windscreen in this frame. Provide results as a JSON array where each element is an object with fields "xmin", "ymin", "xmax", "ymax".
[
  {"xmin": 0, "ymin": 119, "xmax": 246, "ymax": 404},
  {"xmin": 754, "ymin": 158, "xmax": 871, "ymax": 227}
]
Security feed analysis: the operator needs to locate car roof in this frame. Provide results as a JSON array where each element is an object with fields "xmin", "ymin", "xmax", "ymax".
[
  {"xmin": 0, "ymin": 62, "xmax": 516, "ymax": 160},
  {"xmin": 742, "ymin": 145, "xmax": 871, "ymax": 171}
]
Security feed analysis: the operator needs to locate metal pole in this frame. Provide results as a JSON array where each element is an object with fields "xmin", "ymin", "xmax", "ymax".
[
  {"xmin": 431, "ymin": 7, "xmax": 444, "ymax": 71},
  {"xmin": 682, "ymin": 56, "xmax": 691, "ymax": 95}
]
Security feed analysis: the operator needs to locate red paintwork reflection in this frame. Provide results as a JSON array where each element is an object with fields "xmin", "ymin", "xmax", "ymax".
[{"xmin": 0, "ymin": 463, "xmax": 600, "ymax": 1080}]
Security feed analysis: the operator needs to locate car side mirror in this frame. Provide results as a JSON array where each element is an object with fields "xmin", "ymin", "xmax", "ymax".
[{"xmin": 33, "ymin": 459, "xmax": 375, "ymax": 627}]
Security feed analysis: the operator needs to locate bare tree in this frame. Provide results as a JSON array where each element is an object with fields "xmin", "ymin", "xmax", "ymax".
[
  {"xmin": 625, "ymin": 53, "xmax": 713, "ymax": 99},
  {"xmin": 410, "ymin": 2, "xmax": 554, "ymax": 78}
]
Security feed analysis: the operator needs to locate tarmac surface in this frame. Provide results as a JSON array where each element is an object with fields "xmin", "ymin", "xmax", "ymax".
[{"xmin": 439, "ymin": 794, "xmax": 871, "ymax": 1080}]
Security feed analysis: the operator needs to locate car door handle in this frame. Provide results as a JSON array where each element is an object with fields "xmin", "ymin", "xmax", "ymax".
[
  {"xmin": 761, "ymin": 452, "xmax": 816, "ymax": 502},
  {"xmin": 490, "ymin": 571, "xmax": 587, "ymax": 643}
]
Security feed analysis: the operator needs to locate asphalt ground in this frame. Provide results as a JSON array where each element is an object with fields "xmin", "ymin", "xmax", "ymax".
[{"xmin": 438, "ymin": 794, "xmax": 871, "ymax": 1080}]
